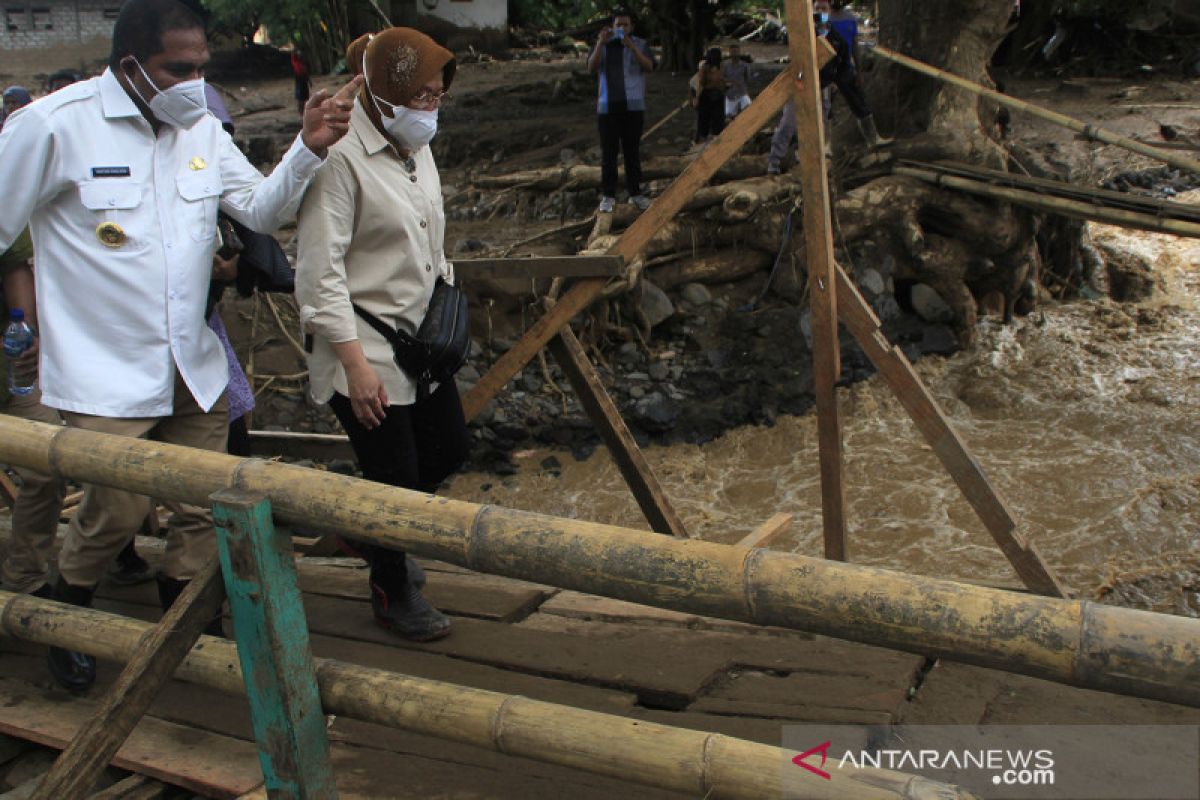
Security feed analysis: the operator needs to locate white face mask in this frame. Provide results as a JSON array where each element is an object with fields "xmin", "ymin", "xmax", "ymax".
[
  {"xmin": 126, "ymin": 58, "xmax": 208, "ymax": 129},
  {"xmin": 363, "ymin": 56, "xmax": 440, "ymax": 150}
]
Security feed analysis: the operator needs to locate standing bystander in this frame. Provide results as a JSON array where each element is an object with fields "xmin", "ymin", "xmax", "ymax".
[
  {"xmin": 722, "ymin": 43, "xmax": 752, "ymax": 121},
  {"xmin": 291, "ymin": 48, "xmax": 312, "ymax": 115},
  {"xmin": 587, "ymin": 10, "xmax": 655, "ymax": 213}
]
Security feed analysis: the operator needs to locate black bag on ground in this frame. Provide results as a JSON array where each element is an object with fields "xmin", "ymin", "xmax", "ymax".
[{"xmin": 352, "ymin": 277, "xmax": 470, "ymax": 392}]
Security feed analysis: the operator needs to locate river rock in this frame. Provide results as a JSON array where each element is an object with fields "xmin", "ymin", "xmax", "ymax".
[
  {"xmin": 910, "ymin": 284, "xmax": 955, "ymax": 323},
  {"xmin": 648, "ymin": 361, "xmax": 670, "ymax": 381},
  {"xmin": 633, "ymin": 392, "xmax": 679, "ymax": 432},
  {"xmin": 920, "ymin": 324, "xmax": 959, "ymax": 355},
  {"xmin": 856, "ymin": 267, "xmax": 886, "ymax": 298},
  {"xmin": 640, "ymin": 281, "xmax": 675, "ymax": 328},
  {"xmin": 681, "ymin": 282, "xmax": 712, "ymax": 306},
  {"xmin": 521, "ymin": 371, "xmax": 542, "ymax": 393}
]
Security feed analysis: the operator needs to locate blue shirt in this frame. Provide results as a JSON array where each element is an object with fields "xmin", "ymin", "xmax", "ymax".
[{"xmin": 597, "ymin": 35, "xmax": 654, "ymax": 114}]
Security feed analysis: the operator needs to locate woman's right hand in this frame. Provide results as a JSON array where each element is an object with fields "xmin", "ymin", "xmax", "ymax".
[{"xmin": 345, "ymin": 361, "xmax": 388, "ymax": 429}]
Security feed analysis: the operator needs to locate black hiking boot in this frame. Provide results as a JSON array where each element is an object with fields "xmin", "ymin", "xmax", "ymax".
[
  {"xmin": 107, "ymin": 539, "xmax": 153, "ymax": 586},
  {"xmin": 46, "ymin": 577, "xmax": 96, "ymax": 692},
  {"xmin": 368, "ymin": 558, "xmax": 449, "ymax": 642},
  {"xmin": 156, "ymin": 574, "xmax": 225, "ymax": 637}
]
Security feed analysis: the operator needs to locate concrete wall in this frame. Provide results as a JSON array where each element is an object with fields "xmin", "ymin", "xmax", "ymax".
[
  {"xmin": 391, "ymin": 0, "xmax": 508, "ymax": 53},
  {"xmin": 1, "ymin": 1, "xmax": 116, "ymax": 51}
]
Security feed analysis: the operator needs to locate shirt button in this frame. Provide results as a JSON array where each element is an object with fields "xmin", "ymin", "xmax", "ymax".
[
  {"xmin": 410, "ymin": 175, "xmax": 417, "ymax": 183},
  {"xmin": 420, "ymin": 220, "xmax": 427, "ymax": 228},
  {"xmin": 425, "ymin": 264, "xmax": 432, "ymax": 272}
]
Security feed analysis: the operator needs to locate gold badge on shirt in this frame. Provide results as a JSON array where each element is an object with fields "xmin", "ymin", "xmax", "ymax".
[
  {"xmin": 189, "ymin": 156, "xmax": 207, "ymax": 171},
  {"xmin": 95, "ymin": 222, "xmax": 127, "ymax": 248}
]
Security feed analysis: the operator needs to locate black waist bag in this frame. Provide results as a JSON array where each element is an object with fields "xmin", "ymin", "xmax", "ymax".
[{"xmin": 352, "ymin": 277, "xmax": 470, "ymax": 397}]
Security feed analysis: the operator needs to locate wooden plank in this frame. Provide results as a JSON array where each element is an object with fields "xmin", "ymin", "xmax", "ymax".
[
  {"xmin": 735, "ymin": 512, "xmax": 793, "ymax": 550},
  {"xmin": 786, "ymin": 0, "xmax": 847, "ymax": 561},
  {"xmin": 95, "ymin": 557, "xmax": 554, "ymax": 624},
  {"xmin": 298, "ymin": 593, "xmax": 729, "ymax": 709},
  {"xmin": 295, "ymin": 561, "xmax": 548, "ymax": 622},
  {"xmin": 31, "ymin": 558, "xmax": 225, "ymax": 800},
  {"xmin": 547, "ymin": 328, "xmax": 690, "ymax": 538},
  {"xmin": 88, "ymin": 774, "xmax": 164, "ymax": 800},
  {"xmin": 0, "ymin": 676, "xmax": 262, "ymax": 798},
  {"xmin": 212, "ymin": 489, "xmax": 336, "ymax": 800},
  {"xmin": 454, "ymin": 255, "xmax": 625, "ymax": 281},
  {"xmin": 247, "ymin": 431, "xmax": 353, "ymax": 462},
  {"xmin": 833, "ymin": 263, "xmax": 1068, "ymax": 597}
]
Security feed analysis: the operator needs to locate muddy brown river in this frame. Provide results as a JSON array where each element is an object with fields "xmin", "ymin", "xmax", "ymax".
[{"xmin": 446, "ymin": 220, "xmax": 1200, "ymax": 611}]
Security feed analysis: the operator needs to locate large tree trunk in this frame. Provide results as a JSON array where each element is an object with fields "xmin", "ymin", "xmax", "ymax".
[{"xmin": 870, "ymin": 0, "xmax": 1014, "ymax": 165}]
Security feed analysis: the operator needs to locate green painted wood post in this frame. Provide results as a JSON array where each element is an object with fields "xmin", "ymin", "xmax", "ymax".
[{"xmin": 211, "ymin": 488, "xmax": 337, "ymax": 799}]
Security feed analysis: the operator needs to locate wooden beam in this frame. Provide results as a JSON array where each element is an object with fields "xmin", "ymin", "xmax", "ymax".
[
  {"xmin": 786, "ymin": 0, "xmax": 847, "ymax": 561},
  {"xmin": 30, "ymin": 558, "xmax": 225, "ymax": 800},
  {"xmin": 832, "ymin": 263, "xmax": 1068, "ymax": 598},
  {"xmin": 454, "ymin": 255, "xmax": 626, "ymax": 281},
  {"xmin": 461, "ymin": 46, "xmax": 836, "ymax": 423},
  {"xmin": 546, "ymin": 328, "xmax": 690, "ymax": 538},
  {"xmin": 212, "ymin": 489, "xmax": 337, "ymax": 800},
  {"xmin": 735, "ymin": 513, "xmax": 794, "ymax": 550}
]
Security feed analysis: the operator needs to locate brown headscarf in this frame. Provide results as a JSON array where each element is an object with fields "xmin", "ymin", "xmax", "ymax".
[
  {"xmin": 361, "ymin": 27, "xmax": 456, "ymax": 109},
  {"xmin": 345, "ymin": 32, "xmax": 374, "ymax": 77}
]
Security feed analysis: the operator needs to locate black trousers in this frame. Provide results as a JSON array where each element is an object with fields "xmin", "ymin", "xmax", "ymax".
[
  {"xmin": 328, "ymin": 380, "xmax": 470, "ymax": 590},
  {"xmin": 598, "ymin": 109, "xmax": 645, "ymax": 198},
  {"xmin": 695, "ymin": 89, "xmax": 725, "ymax": 141},
  {"xmin": 821, "ymin": 62, "xmax": 871, "ymax": 119}
]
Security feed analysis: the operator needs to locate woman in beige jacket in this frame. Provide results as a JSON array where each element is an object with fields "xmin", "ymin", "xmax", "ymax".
[{"xmin": 296, "ymin": 28, "xmax": 467, "ymax": 641}]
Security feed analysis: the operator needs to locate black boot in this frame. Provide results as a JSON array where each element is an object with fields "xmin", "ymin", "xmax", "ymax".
[
  {"xmin": 156, "ymin": 574, "xmax": 225, "ymax": 637},
  {"xmin": 107, "ymin": 539, "xmax": 153, "ymax": 586},
  {"xmin": 368, "ymin": 557, "xmax": 449, "ymax": 642},
  {"xmin": 47, "ymin": 577, "xmax": 97, "ymax": 692}
]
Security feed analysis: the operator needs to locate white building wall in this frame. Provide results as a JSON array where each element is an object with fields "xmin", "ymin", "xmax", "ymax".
[
  {"xmin": 417, "ymin": 0, "xmax": 506, "ymax": 31},
  {"xmin": 0, "ymin": 1, "xmax": 117, "ymax": 50}
]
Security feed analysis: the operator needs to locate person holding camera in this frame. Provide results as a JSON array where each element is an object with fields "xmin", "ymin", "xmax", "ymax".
[
  {"xmin": 587, "ymin": 9, "xmax": 656, "ymax": 213},
  {"xmin": 295, "ymin": 27, "xmax": 468, "ymax": 642}
]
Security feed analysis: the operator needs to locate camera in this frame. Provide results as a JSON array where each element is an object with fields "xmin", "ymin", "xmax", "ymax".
[{"xmin": 614, "ymin": 26, "xmax": 625, "ymax": 40}]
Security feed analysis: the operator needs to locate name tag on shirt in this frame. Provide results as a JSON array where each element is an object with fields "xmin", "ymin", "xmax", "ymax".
[{"xmin": 91, "ymin": 166, "xmax": 132, "ymax": 178}]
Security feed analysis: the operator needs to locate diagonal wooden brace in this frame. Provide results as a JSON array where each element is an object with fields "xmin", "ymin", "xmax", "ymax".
[
  {"xmin": 31, "ymin": 557, "xmax": 225, "ymax": 800},
  {"xmin": 547, "ymin": 327, "xmax": 690, "ymax": 538},
  {"xmin": 833, "ymin": 264, "xmax": 1068, "ymax": 597}
]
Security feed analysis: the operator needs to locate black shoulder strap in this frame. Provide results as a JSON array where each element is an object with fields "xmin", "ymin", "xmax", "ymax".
[{"xmin": 351, "ymin": 303, "xmax": 403, "ymax": 348}]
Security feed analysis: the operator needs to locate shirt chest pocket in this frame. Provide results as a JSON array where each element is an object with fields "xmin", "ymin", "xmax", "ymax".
[
  {"xmin": 175, "ymin": 171, "xmax": 223, "ymax": 243},
  {"xmin": 78, "ymin": 180, "xmax": 146, "ymax": 250}
]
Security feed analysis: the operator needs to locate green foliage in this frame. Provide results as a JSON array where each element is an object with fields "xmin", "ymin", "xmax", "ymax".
[{"xmin": 201, "ymin": 0, "xmax": 352, "ymax": 72}]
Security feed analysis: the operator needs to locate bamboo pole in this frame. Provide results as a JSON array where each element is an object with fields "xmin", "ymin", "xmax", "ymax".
[
  {"xmin": 896, "ymin": 166, "xmax": 1200, "ymax": 238},
  {"xmin": 869, "ymin": 44, "xmax": 1200, "ymax": 175},
  {"xmin": 2, "ymin": 416, "xmax": 1199, "ymax": 707},
  {"xmin": 0, "ymin": 592, "xmax": 975, "ymax": 800}
]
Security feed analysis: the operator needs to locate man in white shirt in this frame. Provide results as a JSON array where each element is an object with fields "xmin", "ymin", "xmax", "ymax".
[{"xmin": 0, "ymin": 0, "xmax": 360, "ymax": 690}]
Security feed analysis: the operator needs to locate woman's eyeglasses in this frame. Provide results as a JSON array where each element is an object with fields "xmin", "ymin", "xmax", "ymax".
[{"xmin": 408, "ymin": 88, "xmax": 448, "ymax": 109}]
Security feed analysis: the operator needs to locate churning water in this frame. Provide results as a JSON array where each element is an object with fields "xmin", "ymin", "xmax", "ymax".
[{"xmin": 446, "ymin": 217, "xmax": 1200, "ymax": 614}]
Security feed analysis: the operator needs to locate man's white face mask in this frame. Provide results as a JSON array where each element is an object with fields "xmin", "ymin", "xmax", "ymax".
[
  {"xmin": 126, "ymin": 58, "xmax": 208, "ymax": 129},
  {"xmin": 363, "ymin": 56, "xmax": 439, "ymax": 150}
]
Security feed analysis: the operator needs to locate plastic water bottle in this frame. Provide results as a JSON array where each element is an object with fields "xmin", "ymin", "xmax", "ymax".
[{"xmin": 3, "ymin": 308, "xmax": 36, "ymax": 396}]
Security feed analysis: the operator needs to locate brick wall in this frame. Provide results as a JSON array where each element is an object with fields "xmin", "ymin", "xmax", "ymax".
[{"xmin": 0, "ymin": 1, "xmax": 117, "ymax": 51}]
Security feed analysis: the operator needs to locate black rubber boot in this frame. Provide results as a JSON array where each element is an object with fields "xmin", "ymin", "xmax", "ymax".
[
  {"xmin": 156, "ymin": 574, "xmax": 225, "ymax": 637},
  {"xmin": 368, "ymin": 557, "xmax": 449, "ymax": 642},
  {"xmin": 47, "ymin": 577, "xmax": 96, "ymax": 692},
  {"xmin": 107, "ymin": 539, "xmax": 153, "ymax": 586}
]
